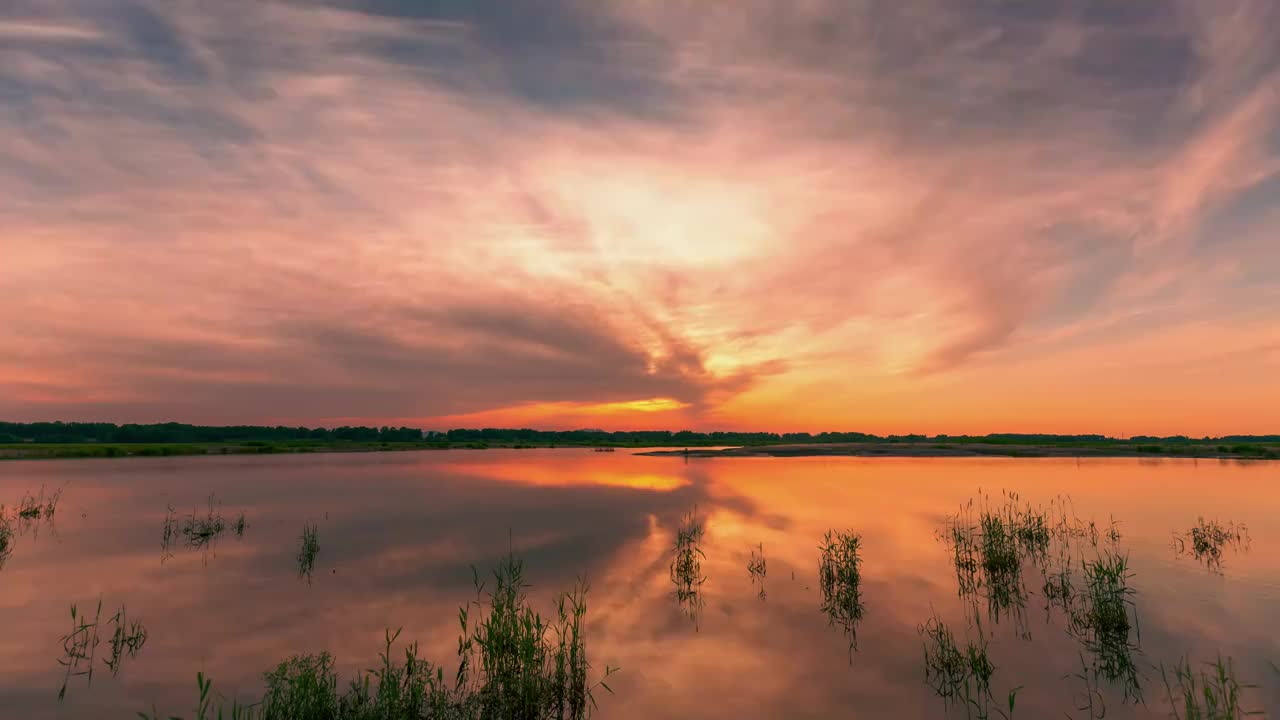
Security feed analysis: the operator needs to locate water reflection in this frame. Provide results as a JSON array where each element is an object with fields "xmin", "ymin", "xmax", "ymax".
[
  {"xmin": 669, "ymin": 506, "xmax": 706, "ymax": 629},
  {"xmin": 747, "ymin": 543, "xmax": 766, "ymax": 601},
  {"xmin": 818, "ymin": 529, "xmax": 865, "ymax": 659},
  {"xmin": 0, "ymin": 452, "xmax": 1276, "ymax": 718}
]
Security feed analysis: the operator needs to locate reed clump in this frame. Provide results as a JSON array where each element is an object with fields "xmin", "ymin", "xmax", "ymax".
[
  {"xmin": 1173, "ymin": 518, "xmax": 1249, "ymax": 574},
  {"xmin": 58, "ymin": 600, "xmax": 102, "ymax": 701},
  {"xmin": 818, "ymin": 529, "xmax": 864, "ymax": 654},
  {"xmin": 1160, "ymin": 654, "xmax": 1261, "ymax": 719},
  {"xmin": 104, "ymin": 605, "xmax": 147, "ymax": 677},
  {"xmin": 180, "ymin": 495, "xmax": 228, "ymax": 558},
  {"xmin": 919, "ymin": 614, "xmax": 1018, "ymax": 719},
  {"xmin": 298, "ymin": 521, "xmax": 319, "ymax": 582},
  {"xmin": 18, "ymin": 484, "xmax": 62, "ymax": 521},
  {"xmin": 1068, "ymin": 551, "xmax": 1142, "ymax": 700},
  {"xmin": 0, "ymin": 507, "xmax": 14, "ymax": 570},
  {"xmin": 141, "ymin": 553, "xmax": 617, "ymax": 720},
  {"xmin": 669, "ymin": 507, "xmax": 706, "ymax": 625},
  {"xmin": 747, "ymin": 543, "xmax": 766, "ymax": 600}
]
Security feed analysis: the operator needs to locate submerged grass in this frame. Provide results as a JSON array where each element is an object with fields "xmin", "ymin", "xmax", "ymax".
[
  {"xmin": 298, "ymin": 521, "xmax": 319, "ymax": 583},
  {"xmin": 1173, "ymin": 518, "xmax": 1250, "ymax": 574},
  {"xmin": 1160, "ymin": 655, "xmax": 1262, "ymax": 719},
  {"xmin": 142, "ymin": 552, "xmax": 617, "ymax": 720},
  {"xmin": 818, "ymin": 529, "xmax": 864, "ymax": 656},
  {"xmin": 919, "ymin": 614, "xmax": 1018, "ymax": 719},
  {"xmin": 747, "ymin": 542, "xmax": 767, "ymax": 600},
  {"xmin": 669, "ymin": 507, "xmax": 705, "ymax": 626}
]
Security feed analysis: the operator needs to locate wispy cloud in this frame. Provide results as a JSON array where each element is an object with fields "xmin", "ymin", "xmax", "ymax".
[
  {"xmin": 0, "ymin": 0, "xmax": 1277, "ymax": 432},
  {"xmin": 0, "ymin": 19, "xmax": 103, "ymax": 41}
]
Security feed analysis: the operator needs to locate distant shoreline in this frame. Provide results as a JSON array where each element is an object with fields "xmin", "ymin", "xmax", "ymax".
[
  {"xmin": 636, "ymin": 442, "xmax": 1280, "ymax": 460},
  {"xmin": 0, "ymin": 441, "xmax": 532, "ymax": 461},
  {"xmin": 3, "ymin": 438, "xmax": 1277, "ymax": 462}
]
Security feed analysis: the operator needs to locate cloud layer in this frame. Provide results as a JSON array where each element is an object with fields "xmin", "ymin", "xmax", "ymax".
[{"xmin": 2, "ymin": 0, "xmax": 1278, "ymax": 434}]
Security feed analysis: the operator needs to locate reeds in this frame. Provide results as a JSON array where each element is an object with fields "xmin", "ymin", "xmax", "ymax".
[
  {"xmin": 0, "ymin": 507, "xmax": 13, "ymax": 570},
  {"xmin": 58, "ymin": 599, "xmax": 147, "ymax": 700},
  {"xmin": 161, "ymin": 503, "xmax": 177, "ymax": 563},
  {"xmin": 669, "ymin": 507, "xmax": 706, "ymax": 626},
  {"xmin": 104, "ymin": 605, "xmax": 147, "ymax": 677},
  {"xmin": 1173, "ymin": 518, "xmax": 1250, "ymax": 574},
  {"xmin": 747, "ymin": 543, "xmax": 767, "ymax": 600},
  {"xmin": 181, "ymin": 495, "xmax": 227, "ymax": 550},
  {"xmin": 58, "ymin": 599, "xmax": 102, "ymax": 701},
  {"xmin": 941, "ymin": 492, "xmax": 1131, "ymax": 639},
  {"xmin": 919, "ymin": 613, "xmax": 1018, "ymax": 719},
  {"xmin": 818, "ymin": 529, "xmax": 864, "ymax": 656},
  {"xmin": 18, "ymin": 484, "xmax": 61, "ymax": 521},
  {"xmin": 143, "ymin": 552, "xmax": 618, "ymax": 720},
  {"xmin": 298, "ymin": 521, "xmax": 319, "ymax": 582},
  {"xmin": 1068, "ymin": 551, "xmax": 1142, "ymax": 700},
  {"xmin": 163, "ymin": 500, "xmax": 247, "ymax": 563},
  {"xmin": 1160, "ymin": 654, "xmax": 1262, "ymax": 719}
]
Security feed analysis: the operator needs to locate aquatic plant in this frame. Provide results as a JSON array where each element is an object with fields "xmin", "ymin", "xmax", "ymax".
[
  {"xmin": 1160, "ymin": 654, "xmax": 1261, "ymax": 719},
  {"xmin": 181, "ymin": 495, "xmax": 228, "ymax": 561},
  {"xmin": 235, "ymin": 511, "xmax": 247, "ymax": 538},
  {"xmin": 298, "ymin": 521, "xmax": 319, "ymax": 582},
  {"xmin": 15, "ymin": 485, "xmax": 62, "ymax": 541},
  {"xmin": 1068, "ymin": 551, "xmax": 1142, "ymax": 700},
  {"xmin": 945, "ymin": 516, "xmax": 981, "ymax": 599},
  {"xmin": 919, "ymin": 614, "xmax": 1019, "ymax": 719},
  {"xmin": 18, "ymin": 484, "xmax": 61, "ymax": 520},
  {"xmin": 818, "ymin": 529, "xmax": 864, "ymax": 656},
  {"xmin": 142, "ymin": 553, "xmax": 618, "ymax": 719},
  {"xmin": 747, "ymin": 543, "xmax": 767, "ymax": 600},
  {"xmin": 978, "ymin": 510, "xmax": 1028, "ymax": 630},
  {"xmin": 161, "ymin": 503, "xmax": 178, "ymax": 563},
  {"xmin": 58, "ymin": 599, "xmax": 102, "ymax": 701},
  {"xmin": 1041, "ymin": 563, "xmax": 1075, "ymax": 617},
  {"xmin": 941, "ymin": 492, "xmax": 1064, "ymax": 634},
  {"xmin": 1066, "ymin": 652, "xmax": 1106, "ymax": 719},
  {"xmin": 0, "ymin": 507, "xmax": 13, "ymax": 570},
  {"xmin": 104, "ymin": 605, "xmax": 147, "ymax": 678},
  {"xmin": 669, "ymin": 507, "xmax": 706, "ymax": 626},
  {"xmin": 1173, "ymin": 518, "xmax": 1250, "ymax": 574}
]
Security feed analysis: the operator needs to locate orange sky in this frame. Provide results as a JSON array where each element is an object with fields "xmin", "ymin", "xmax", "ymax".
[{"xmin": 1, "ymin": 1, "xmax": 1278, "ymax": 436}]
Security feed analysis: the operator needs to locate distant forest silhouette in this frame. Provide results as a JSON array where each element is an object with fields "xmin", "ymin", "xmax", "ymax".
[{"xmin": 2, "ymin": 421, "xmax": 1277, "ymax": 446}]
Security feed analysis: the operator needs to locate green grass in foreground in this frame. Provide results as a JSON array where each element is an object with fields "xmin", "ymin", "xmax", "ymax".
[{"xmin": 139, "ymin": 552, "xmax": 616, "ymax": 720}]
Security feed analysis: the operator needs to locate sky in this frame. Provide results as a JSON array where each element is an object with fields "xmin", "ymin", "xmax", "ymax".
[{"xmin": 1, "ymin": 0, "xmax": 1278, "ymax": 436}]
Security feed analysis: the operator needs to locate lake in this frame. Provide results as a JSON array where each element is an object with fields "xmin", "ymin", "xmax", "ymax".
[{"xmin": 1, "ymin": 450, "xmax": 1277, "ymax": 718}]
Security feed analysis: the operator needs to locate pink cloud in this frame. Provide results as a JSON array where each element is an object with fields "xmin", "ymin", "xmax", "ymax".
[{"xmin": 1, "ymin": 0, "xmax": 1277, "ymax": 432}]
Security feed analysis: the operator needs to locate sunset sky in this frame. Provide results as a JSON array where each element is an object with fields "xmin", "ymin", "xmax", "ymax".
[{"xmin": 2, "ymin": 0, "xmax": 1278, "ymax": 436}]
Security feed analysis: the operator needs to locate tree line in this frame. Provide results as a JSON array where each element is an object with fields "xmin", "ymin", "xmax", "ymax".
[
  {"xmin": 0, "ymin": 422, "xmax": 424, "ymax": 444},
  {"xmin": 1, "ymin": 422, "xmax": 1275, "ymax": 446}
]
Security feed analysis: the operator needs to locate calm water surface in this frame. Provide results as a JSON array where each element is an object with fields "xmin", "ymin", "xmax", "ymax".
[{"xmin": 1, "ymin": 450, "xmax": 1277, "ymax": 718}]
